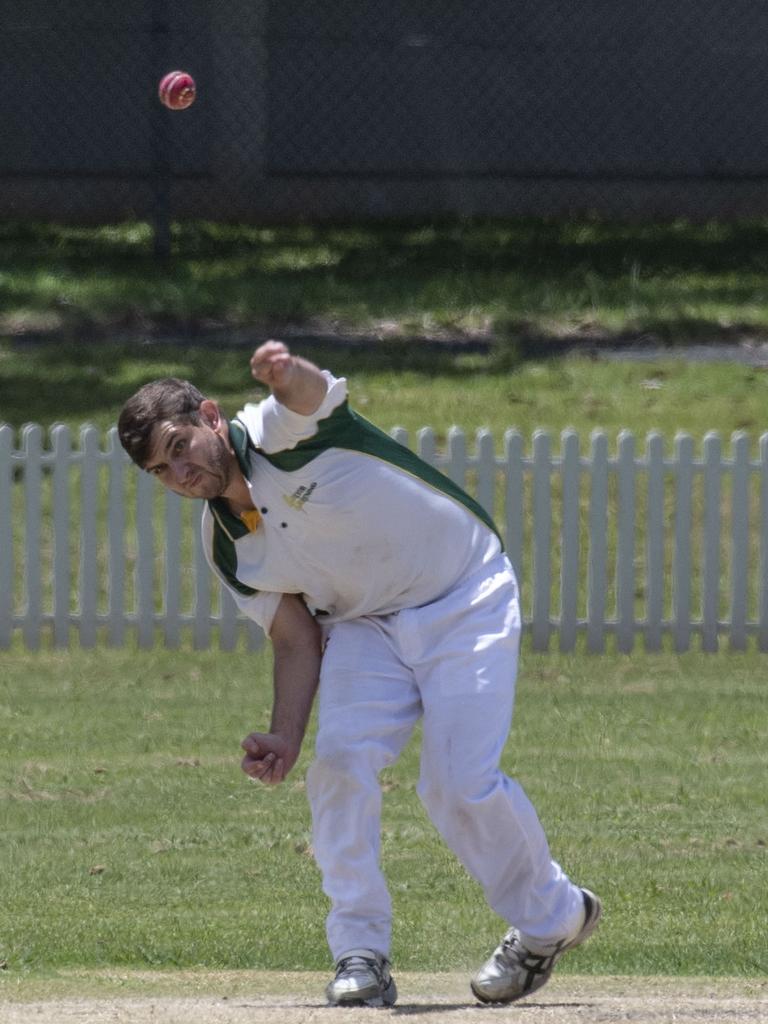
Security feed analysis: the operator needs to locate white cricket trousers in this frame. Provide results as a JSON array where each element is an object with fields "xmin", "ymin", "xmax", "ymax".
[{"xmin": 306, "ymin": 554, "xmax": 585, "ymax": 961}]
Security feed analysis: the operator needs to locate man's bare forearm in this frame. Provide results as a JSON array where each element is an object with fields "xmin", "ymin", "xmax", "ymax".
[
  {"xmin": 269, "ymin": 626, "xmax": 322, "ymax": 744},
  {"xmin": 240, "ymin": 594, "xmax": 322, "ymax": 785}
]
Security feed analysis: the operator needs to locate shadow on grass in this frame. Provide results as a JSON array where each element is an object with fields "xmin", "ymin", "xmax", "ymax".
[{"xmin": 4, "ymin": 218, "xmax": 768, "ymax": 333}]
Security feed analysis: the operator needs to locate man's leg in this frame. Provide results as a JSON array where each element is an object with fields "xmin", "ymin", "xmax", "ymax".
[
  {"xmin": 306, "ymin": 616, "xmax": 421, "ymax": 961},
  {"xmin": 400, "ymin": 558, "xmax": 586, "ymax": 943}
]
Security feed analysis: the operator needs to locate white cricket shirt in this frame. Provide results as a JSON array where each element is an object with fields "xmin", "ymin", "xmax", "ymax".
[{"xmin": 201, "ymin": 373, "xmax": 502, "ymax": 634}]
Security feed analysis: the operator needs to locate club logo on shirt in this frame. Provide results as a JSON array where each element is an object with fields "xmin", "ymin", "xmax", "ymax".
[{"xmin": 283, "ymin": 482, "xmax": 317, "ymax": 512}]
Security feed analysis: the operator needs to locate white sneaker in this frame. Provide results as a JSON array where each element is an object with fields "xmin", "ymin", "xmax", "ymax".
[
  {"xmin": 326, "ymin": 948, "xmax": 398, "ymax": 1007},
  {"xmin": 471, "ymin": 888, "xmax": 602, "ymax": 1004}
]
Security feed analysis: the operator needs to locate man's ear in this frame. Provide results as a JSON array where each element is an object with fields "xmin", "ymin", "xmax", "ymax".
[{"xmin": 199, "ymin": 399, "xmax": 223, "ymax": 431}]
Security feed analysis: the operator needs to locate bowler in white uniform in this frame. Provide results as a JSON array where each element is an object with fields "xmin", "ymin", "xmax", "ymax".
[{"xmin": 118, "ymin": 341, "xmax": 601, "ymax": 1007}]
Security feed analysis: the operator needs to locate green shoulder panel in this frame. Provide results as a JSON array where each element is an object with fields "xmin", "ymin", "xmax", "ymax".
[{"xmin": 258, "ymin": 400, "xmax": 502, "ymax": 544}]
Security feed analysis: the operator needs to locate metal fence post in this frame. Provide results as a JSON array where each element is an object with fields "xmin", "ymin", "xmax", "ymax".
[{"xmin": 151, "ymin": 0, "xmax": 172, "ymax": 259}]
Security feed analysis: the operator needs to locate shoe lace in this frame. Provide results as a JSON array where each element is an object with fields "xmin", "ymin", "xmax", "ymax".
[
  {"xmin": 336, "ymin": 953, "xmax": 385, "ymax": 982},
  {"xmin": 499, "ymin": 933, "xmax": 565, "ymax": 980}
]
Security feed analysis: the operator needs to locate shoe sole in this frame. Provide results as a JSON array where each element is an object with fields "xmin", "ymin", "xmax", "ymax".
[{"xmin": 328, "ymin": 998, "xmax": 390, "ymax": 1008}]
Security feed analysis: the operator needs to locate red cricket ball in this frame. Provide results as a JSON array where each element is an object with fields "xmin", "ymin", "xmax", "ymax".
[{"xmin": 158, "ymin": 70, "xmax": 196, "ymax": 111}]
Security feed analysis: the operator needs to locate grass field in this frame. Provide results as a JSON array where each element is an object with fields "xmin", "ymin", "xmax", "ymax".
[
  {"xmin": 1, "ymin": 218, "xmax": 767, "ymax": 989},
  {"xmin": 1, "ymin": 645, "xmax": 766, "ymax": 979}
]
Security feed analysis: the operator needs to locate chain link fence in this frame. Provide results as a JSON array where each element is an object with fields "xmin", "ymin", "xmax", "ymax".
[{"xmin": 4, "ymin": 1, "xmax": 768, "ymax": 252}]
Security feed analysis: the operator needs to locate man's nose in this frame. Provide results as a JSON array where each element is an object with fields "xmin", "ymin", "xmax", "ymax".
[{"xmin": 170, "ymin": 459, "xmax": 189, "ymax": 484}]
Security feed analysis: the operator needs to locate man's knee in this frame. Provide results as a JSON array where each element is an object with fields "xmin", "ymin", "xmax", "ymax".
[
  {"xmin": 310, "ymin": 728, "xmax": 389, "ymax": 789},
  {"xmin": 417, "ymin": 766, "xmax": 503, "ymax": 818}
]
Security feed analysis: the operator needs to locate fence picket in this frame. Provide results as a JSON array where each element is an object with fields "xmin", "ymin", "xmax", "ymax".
[
  {"xmin": 136, "ymin": 468, "xmax": 156, "ymax": 648},
  {"xmin": 79, "ymin": 426, "xmax": 100, "ymax": 647},
  {"xmin": 702, "ymin": 433, "xmax": 722, "ymax": 652},
  {"xmin": 22, "ymin": 425, "xmax": 43, "ymax": 651},
  {"xmin": 559, "ymin": 430, "xmax": 580, "ymax": 652},
  {"xmin": 531, "ymin": 430, "xmax": 552, "ymax": 651},
  {"xmin": 164, "ymin": 489, "xmax": 183, "ymax": 648},
  {"xmin": 446, "ymin": 426, "xmax": 467, "ymax": 488},
  {"xmin": 51, "ymin": 425, "xmax": 71, "ymax": 648},
  {"xmin": 504, "ymin": 430, "xmax": 524, "ymax": 589},
  {"xmin": 645, "ymin": 432, "xmax": 665, "ymax": 651},
  {"xmin": 0, "ymin": 426, "xmax": 13, "ymax": 648},
  {"xmin": 730, "ymin": 433, "xmax": 750, "ymax": 651},
  {"xmin": 673, "ymin": 434, "xmax": 694, "ymax": 653},
  {"xmin": 391, "ymin": 427, "xmax": 409, "ymax": 450},
  {"xmin": 107, "ymin": 428, "xmax": 126, "ymax": 647},
  {"xmin": 193, "ymin": 502, "xmax": 211, "ymax": 650},
  {"xmin": 476, "ymin": 429, "xmax": 496, "ymax": 517},
  {"xmin": 417, "ymin": 427, "xmax": 436, "ymax": 468},
  {"xmin": 616, "ymin": 431, "xmax": 636, "ymax": 653},
  {"xmin": 587, "ymin": 432, "xmax": 608, "ymax": 654}
]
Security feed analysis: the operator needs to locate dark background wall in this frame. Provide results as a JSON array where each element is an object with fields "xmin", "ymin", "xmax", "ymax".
[{"xmin": 3, "ymin": 1, "xmax": 768, "ymax": 223}]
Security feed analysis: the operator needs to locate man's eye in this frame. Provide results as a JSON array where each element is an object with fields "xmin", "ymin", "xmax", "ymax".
[{"xmin": 173, "ymin": 439, "xmax": 185, "ymax": 454}]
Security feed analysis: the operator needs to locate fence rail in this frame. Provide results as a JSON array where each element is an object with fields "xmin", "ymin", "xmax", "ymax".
[{"xmin": 2, "ymin": 422, "xmax": 768, "ymax": 653}]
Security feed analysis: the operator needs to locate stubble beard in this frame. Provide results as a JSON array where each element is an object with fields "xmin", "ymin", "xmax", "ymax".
[
  {"xmin": 202, "ymin": 432, "xmax": 234, "ymax": 498},
  {"xmin": 181, "ymin": 432, "xmax": 234, "ymax": 500}
]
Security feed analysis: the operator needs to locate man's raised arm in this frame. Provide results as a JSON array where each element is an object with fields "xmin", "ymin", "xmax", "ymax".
[{"xmin": 250, "ymin": 340, "xmax": 328, "ymax": 415}]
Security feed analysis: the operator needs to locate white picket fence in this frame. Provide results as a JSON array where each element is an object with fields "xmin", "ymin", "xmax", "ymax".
[{"xmin": 2, "ymin": 422, "xmax": 768, "ymax": 653}]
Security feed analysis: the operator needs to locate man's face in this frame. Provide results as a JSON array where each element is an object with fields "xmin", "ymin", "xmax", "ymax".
[{"xmin": 144, "ymin": 416, "xmax": 234, "ymax": 499}]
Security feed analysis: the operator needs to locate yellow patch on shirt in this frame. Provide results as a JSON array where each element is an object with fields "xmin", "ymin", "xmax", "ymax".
[{"xmin": 239, "ymin": 508, "xmax": 262, "ymax": 532}]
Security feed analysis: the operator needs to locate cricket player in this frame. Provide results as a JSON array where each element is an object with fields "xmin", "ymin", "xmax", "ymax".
[{"xmin": 117, "ymin": 340, "xmax": 601, "ymax": 1006}]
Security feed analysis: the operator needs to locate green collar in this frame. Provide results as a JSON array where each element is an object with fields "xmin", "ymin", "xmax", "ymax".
[{"xmin": 228, "ymin": 417, "xmax": 252, "ymax": 478}]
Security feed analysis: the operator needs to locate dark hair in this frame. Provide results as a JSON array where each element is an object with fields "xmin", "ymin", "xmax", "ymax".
[{"xmin": 118, "ymin": 377, "xmax": 206, "ymax": 467}]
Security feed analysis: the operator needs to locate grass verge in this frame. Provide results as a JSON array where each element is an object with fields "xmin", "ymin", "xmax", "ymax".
[{"xmin": 3, "ymin": 338, "xmax": 768, "ymax": 443}]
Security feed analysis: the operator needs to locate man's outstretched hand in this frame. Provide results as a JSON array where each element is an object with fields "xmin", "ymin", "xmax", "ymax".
[
  {"xmin": 250, "ymin": 340, "xmax": 296, "ymax": 392},
  {"xmin": 249, "ymin": 340, "xmax": 328, "ymax": 415}
]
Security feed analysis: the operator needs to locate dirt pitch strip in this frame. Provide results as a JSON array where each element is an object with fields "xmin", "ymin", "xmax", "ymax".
[{"xmin": 2, "ymin": 973, "xmax": 767, "ymax": 1024}]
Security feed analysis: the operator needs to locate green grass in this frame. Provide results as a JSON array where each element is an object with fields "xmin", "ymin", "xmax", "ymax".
[{"xmin": 1, "ymin": 645, "xmax": 766, "ymax": 977}]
